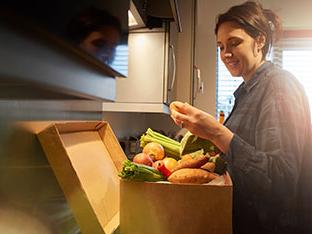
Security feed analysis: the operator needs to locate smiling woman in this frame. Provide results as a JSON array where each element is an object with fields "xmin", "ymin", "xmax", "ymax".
[{"xmin": 170, "ymin": 1, "xmax": 312, "ymax": 234}]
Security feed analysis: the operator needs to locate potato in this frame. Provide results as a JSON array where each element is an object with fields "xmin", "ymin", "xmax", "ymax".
[
  {"xmin": 172, "ymin": 154, "xmax": 209, "ymax": 172},
  {"xmin": 168, "ymin": 168, "xmax": 217, "ymax": 184}
]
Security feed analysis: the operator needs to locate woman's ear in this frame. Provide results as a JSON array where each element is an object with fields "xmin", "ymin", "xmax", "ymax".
[{"xmin": 256, "ymin": 34, "xmax": 266, "ymax": 51}]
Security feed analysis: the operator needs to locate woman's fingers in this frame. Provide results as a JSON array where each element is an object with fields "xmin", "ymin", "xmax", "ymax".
[
  {"xmin": 170, "ymin": 102, "xmax": 189, "ymax": 128},
  {"xmin": 170, "ymin": 109, "xmax": 185, "ymax": 124},
  {"xmin": 170, "ymin": 101, "xmax": 184, "ymax": 113}
]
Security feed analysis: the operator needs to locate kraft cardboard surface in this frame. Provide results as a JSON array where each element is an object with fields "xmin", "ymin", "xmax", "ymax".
[
  {"xmin": 120, "ymin": 177, "xmax": 232, "ymax": 234},
  {"xmin": 38, "ymin": 121, "xmax": 126, "ymax": 234}
]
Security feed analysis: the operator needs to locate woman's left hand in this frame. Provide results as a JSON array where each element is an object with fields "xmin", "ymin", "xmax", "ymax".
[{"xmin": 169, "ymin": 101, "xmax": 234, "ymax": 153}]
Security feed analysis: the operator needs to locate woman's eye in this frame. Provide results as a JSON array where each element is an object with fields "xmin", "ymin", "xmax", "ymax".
[{"xmin": 230, "ymin": 40, "xmax": 240, "ymax": 48}]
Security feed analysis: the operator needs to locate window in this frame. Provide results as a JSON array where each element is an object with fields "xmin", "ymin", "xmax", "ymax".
[
  {"xmin": 216, "ymin": 33, "xmax": 312, "ymax": 118},
  {"xmin": 216, "ymin": 49, "xmax": 242, "ymax": 118},
  {"xmin": 278, "ymin": 37, "xmax": 312, "ymax": 111}
]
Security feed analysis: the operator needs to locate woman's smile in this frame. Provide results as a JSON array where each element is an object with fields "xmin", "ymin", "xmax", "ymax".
[{"xmin": 224, "ymin": 58, "xmax": 240, "ymax": 74}]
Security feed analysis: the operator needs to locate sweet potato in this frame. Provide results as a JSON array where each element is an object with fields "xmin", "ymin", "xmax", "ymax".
[
  {"xmin": 168, "ymin": 168, "xmax": 217, "ymax": 184},
  {"xmin": 172, "ymin": 154, "xmax": 209, "ymax": 172},
  {"xmin": 201, "ymin": 162, "xmax": 216, "ymax": 172}
]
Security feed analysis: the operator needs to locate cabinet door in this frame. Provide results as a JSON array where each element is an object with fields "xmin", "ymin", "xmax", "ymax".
[
  {"xmin": 168, "ymin": 0, "xmax": 195, "ymax": 105},
  {"xmin": 193, "ymin": 0, "xmax": 233, "ymax": 114},
  {"xmin": 115, "ymin": 31, "xmax": 166, "ymax": 103}
]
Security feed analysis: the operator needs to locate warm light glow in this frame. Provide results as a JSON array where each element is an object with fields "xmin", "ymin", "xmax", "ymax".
[{"xmin": 128, "ymin": 10, "xmax": 138, "ymax": 27}]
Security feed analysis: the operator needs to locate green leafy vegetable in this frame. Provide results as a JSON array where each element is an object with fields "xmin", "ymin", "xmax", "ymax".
[
  {"xmin": 118, "ymin": 160, "xmax": 165, "ymax": 182},
  {"xmin": 180, "ymin": 131, "xmax": 220, "ymax": 156}
]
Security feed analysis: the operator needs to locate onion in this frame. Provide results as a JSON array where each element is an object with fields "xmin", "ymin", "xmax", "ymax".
[
  {"xmin": 143, "ymin": 142, "xmax": 165, "ymax": 161},
  {"xmin": 162, "ymin": 157, "xmax": 178, "ymax": 172},
  {"xmin": 132, "ymin": 153, "xmax": 153, "ymax": 166}
]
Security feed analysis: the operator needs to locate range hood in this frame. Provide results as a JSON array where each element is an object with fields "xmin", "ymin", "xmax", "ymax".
[{"xmin": 130, "ymin": 0, "xmax": 182, "ymax": 32}]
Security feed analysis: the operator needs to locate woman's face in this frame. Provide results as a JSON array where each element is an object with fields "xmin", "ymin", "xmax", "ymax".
[{"xmin": 216, "ymin": 21, "xmax": 264, "ymax": 81}]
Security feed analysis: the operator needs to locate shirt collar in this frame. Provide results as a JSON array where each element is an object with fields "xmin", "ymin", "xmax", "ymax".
[
  {"xmin": 233, "ymin": 61, "xmax": 272, "ymax": 99},
  {"xmin": 243, "ymin": 61, "xmax": 272, "ymax": 93}
]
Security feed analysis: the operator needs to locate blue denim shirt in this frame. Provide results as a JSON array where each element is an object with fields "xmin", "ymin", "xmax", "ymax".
[{"xmin": 222, "ymin": 62, "xmax": 312, "ymax": 234}]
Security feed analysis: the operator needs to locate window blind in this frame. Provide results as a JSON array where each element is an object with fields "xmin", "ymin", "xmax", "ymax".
[{"xmin": 111, "ymin": 44, "xmax": 128, "ymax": 77}]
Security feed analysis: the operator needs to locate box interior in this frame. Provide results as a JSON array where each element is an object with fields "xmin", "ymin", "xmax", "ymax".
[{"xmin": 38, "ymin": 121, "xmax": 127, "ymax": 234}]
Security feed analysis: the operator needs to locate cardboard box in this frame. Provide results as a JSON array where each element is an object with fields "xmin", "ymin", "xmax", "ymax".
[{"xmin": 38, "ymin": 121, "xmax": 232, "ymax": 234}]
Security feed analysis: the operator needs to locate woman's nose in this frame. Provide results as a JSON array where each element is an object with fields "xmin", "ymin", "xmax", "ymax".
[{"xmin": 224, "ymin": 50, "xmax": 233, "ymax": 58}]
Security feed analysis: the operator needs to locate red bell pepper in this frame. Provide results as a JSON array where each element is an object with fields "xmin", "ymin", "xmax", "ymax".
[{"xmin": 156, "ymin": 163, "xmax": 172, "ymax": 178}]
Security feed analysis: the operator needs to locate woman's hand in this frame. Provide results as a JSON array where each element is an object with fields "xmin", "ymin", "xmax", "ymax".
[{"xmin": 169, "ymin": 101, "xmax": 234, "ymax": 153}]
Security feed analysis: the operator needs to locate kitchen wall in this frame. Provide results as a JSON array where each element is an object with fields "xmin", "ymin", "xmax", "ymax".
[{"xmin": 102, "ymin": 112, "xmax": 180, "ymax": 139}]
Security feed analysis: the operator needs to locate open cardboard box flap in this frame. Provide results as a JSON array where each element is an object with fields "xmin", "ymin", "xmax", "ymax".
[{"xmin": 38, "ymin": 121, "xmax": 127, "ymax": 234}]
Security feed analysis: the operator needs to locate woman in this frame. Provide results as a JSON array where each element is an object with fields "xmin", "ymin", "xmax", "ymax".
[{"xmin": 170, "ymin": 1, "xmax": 312, "ymax": 234}]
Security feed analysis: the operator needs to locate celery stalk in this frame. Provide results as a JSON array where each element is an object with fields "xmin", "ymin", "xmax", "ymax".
[
  {"xmin": 146, "ymin": 128, "xmax": 180, "ymax": 147},
  {"xmin": 139, "ymin": 128, "xmax": 221, "ymax": 160}
]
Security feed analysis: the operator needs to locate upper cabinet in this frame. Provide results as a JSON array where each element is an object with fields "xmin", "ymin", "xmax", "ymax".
[
  {"xmin": 103, "ymin": 28, "xmax": 170, "ymax": 113},
  {"xmin": 0, "ymin": 0, "xmax": 129, "ymax": 101},
  {"xmin": 172, "ymin": 0, "xmax": 196, "ymax": 105}
]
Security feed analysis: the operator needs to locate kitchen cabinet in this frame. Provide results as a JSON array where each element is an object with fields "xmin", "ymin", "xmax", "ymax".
[
  {"xmin": 0, "ymin": 19, "xmax": 118, "ymax": 101},
  {"xmin": 192, "ymin": 0, "xmax": 219, "ymax": 114},
  {"xmin": 103, "ymin": 0, "xmax": 196, "ymax": 113},
  {"xmin": 173, "ymin": 0, "xmax": 196, "ymax": 105},
  {"xmin": 103, "ymin": 28, "xmax": 170, "ymax": 113}
]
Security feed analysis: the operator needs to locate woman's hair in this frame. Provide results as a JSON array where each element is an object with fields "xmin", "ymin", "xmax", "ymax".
[{"xmin": 214, "ymin": 1, "xmax": 282, "ymax": 59}]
